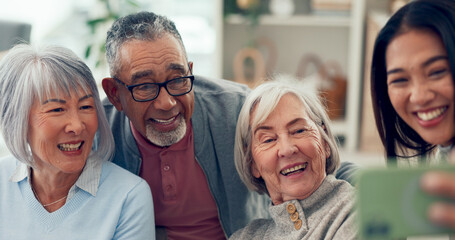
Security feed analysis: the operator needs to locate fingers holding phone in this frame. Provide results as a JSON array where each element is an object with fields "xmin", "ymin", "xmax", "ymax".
[{"xmin": 421, "ymin": 171, "xmax": 455, "ymax": 228}]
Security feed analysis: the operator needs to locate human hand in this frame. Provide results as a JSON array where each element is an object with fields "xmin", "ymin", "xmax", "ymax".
[{"xmin": 421, "ymin": 163, "xmax": 455, "ymax": 229}]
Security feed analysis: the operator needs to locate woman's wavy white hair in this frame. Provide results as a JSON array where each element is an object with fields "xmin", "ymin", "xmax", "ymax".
[{"xmin": 234, "ymin": 75, "xmax": 340, "ymax": 194}]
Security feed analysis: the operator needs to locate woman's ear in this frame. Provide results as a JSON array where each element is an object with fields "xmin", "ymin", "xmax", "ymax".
[
  {"xmin": 324, "ymin": 140, "xmax": 331, "ymax": 159},
  {"xmin": 251, "ymin": 161, "xmax": 262, "ymax": 178}
]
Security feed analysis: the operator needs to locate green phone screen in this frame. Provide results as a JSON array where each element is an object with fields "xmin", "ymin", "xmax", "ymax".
[{"xmin": 357, "ymin": 166, "xmax": 455, "ymax": 239}]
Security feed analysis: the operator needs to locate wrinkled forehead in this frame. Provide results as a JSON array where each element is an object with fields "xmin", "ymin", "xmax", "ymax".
[{"xmin": 250, "ymin": 92, "xmax": 309, "ymax": 130}]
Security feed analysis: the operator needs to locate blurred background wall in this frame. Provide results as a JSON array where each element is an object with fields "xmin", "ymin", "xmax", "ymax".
[{"xmin": 0, "ymin": 0, "xmax": 407, "ymax": 166}]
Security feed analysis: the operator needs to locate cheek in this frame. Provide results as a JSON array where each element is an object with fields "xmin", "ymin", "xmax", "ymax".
[
  {"xmin": 127, "ymin": 102, "xmax": 150, "ymax": 123},
  {"xmin": 28, "ymin": 124, "xmax": 56, "ymax": 160},
  {"xmin": 388, "ymin": 89, "xmax": 405, "ymax": 110},
  {"xmin": 28, "ymin": 115, "xmax": 52, "ymax": 142},
  {"xmin": 251, "ymin": 145, "xmax": 275, "ymax": 178},
  {"xmin": 301, "ymin": 137, "xmax": 327, "ymax": 171},
  {"xmin": 180, "ymin": 93, "xmax": 194, "ymax": 120},
  {"xmin": 86, "ymin": 113, "xmax": 99, "ymax": 137}
]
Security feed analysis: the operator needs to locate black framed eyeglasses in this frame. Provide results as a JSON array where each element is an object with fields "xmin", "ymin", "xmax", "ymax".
[{"xmin": 113, "ymin": 75, "xmax": 195, "ymax": 102}]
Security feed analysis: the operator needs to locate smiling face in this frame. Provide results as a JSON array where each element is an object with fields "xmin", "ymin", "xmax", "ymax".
[
  {"xmin": 109, "ymin": 35, "xmax": 194, "ymax": 147},
  {"xmin": 386, "ymin": 29, "xmax": 455, "ymax": 146},
  {"xmin": 250, "ymin": 94, "xmax": 329, "ymax": 205},
  {"xmin": 28, "ymin": 89, "xmax": 98, "ymax": 174}
]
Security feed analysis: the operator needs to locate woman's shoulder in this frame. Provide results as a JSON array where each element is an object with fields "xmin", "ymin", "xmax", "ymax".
[
  {"xmin": 99, "ymin": 161, "xmax": 150, "ymax": 193},
  {"xmin": 326, "ymin": 174, "xmax": 355, "ymax": 194},
  {"xmin": 0, "ymin": 155, "xmax": 18, "ymax": 174},
  {"xmin": 230, "ymin": 218, "xmax": 272, "ymax": 240},
  {"xmin": 0, "ymin": 155, "xmax": 15, "ymax": 165}
]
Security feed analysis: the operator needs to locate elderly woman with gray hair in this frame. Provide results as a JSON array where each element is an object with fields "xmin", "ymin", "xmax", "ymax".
[
  {"xmin": 230, "ymin": 77, "xmax": 356, "ymax": 240},
  {"xmin": 0, "ymin": 44, "xmax": 155, "ymax": 239}
]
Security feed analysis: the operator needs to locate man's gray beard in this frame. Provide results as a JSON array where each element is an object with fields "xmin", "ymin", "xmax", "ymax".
[{"xmin": 145, "ymin": 115, "xmax": 187, "ymax": 147}]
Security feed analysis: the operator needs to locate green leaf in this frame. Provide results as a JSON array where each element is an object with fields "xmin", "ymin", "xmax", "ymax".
[
  {"xmin": 85, "ymin": 45, "xmax": 92, "ymax": 59},
  {"xmin": 125, "ymin": 0, "xmax": 140, "ymax": 8},
  {"xmin": 87, "ymin": 18, "xmax": 108, "ymax": 26}
]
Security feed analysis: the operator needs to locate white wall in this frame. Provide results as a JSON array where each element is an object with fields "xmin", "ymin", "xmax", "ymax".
[{"xmin": 0, "ymin": 0, "xmax": 220, "ymax": 158}]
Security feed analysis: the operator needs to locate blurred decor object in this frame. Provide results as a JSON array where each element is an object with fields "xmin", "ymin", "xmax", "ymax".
[
  {"xmin": 85, "ymin": 0, "xmax": 141, "ymax": 68},
  {"xmin": 233, "ymin": 47, "xmax": 266, "ymax": 89},
  {"xmin": 255, "ymin": 37, "xmax": 278, "ymax": 77},
  {"xmin": 269, "ymin": 0, "xmax": 295, "ymax": 17},
  {"xmin": 224, "ymin": 0, "xmax": 268, "ymax": 28},
  {"xmin": 389, "ymin": 0, "xmax": 409, "ymax": 14},
  {"xmin": 322, "ymin": 60, "xmax": 347, "ymax": 120},
  {"xmin": 236, "ymin": 0, "xmax": 259, "ymax": 10},
  {"xmin": 296, "ymin": 54, "xmax": 347, "ymax": 119},
  {"xmin": 0, "ymin": 20, "xmax": 31, "ymax": 52},
  {"xmin": 311, "ymin": 0, "xmax": 350, "ymax": 12}
]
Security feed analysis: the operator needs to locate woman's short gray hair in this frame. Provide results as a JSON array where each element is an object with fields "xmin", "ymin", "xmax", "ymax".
[
  {"xmin": 234, "ymin": 75, "xmax": 341, "ymax": 194},
  {"xmin": 0, "ymin": 44, "xmax": 114, "ymax": 166}
]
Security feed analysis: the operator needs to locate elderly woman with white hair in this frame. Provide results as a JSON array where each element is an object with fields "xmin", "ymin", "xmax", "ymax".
[
  {"xmin": 0, "ymin": 44, "xmax": 155, "ymax": 239},
  {"xmin": 230, "ymin": 77, "xmax": 357, "ymax": 240}
]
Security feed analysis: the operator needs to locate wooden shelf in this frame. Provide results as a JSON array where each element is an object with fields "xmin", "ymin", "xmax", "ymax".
[
  {"xmin": 225, "ymin": 14, "xmax": 351, "ymax": 27},
  {"xmin": 222, "ymin": 0, "xmax": 367, "ymax": 151}
]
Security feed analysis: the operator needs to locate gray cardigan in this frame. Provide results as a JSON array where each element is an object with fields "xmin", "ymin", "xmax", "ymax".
[
  {"xmin": 99, "ymin": 76, "xmax": 270, "ymax": 236},
  {"xmin": 229, "ymin": 175, "xmax": 357, "ymax": 240}
]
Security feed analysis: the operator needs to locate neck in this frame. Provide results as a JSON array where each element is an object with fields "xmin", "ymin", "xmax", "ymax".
[{"xmin": 30, "ymin": 168, "xmax": 78, "ymax": 211}]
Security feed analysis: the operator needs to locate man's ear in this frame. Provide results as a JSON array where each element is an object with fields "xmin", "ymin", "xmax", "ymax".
[
  {"xmin": 102, "ymin": 77, "xmax": 123, "ymax": 112},
  {"xmin": 188, "ymin": 61, "xmax": 193, "ymax": 73}
]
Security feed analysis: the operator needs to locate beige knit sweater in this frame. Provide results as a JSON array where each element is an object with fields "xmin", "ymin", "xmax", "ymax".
[{"xmin": 230, "ymin": 175, "xmax": 357, "ymax": 240}]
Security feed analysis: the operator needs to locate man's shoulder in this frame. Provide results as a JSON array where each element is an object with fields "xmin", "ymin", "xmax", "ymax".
[
  {"xmin": 193, "ymin": 75, "xmax": 250, "ymax": 96},
  {"xmin": 102, "ymin": 98, "xmax": 116, "ymax": 112},
  {"xmin": 101, "ymin": 98, "xmax": 125, "ymax": 122},
  {"xmin": 192, "ymin": 75, "xmax": 250, "ymax": 111}
]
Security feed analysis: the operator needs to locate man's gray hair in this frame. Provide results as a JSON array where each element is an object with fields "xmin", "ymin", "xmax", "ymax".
[
  {"xmin": 234, "ymin": 75, "xmax": 341, "ymax": 194},
  {"xmin": 0, "ymin": 44, "xmax": 114, "ymax": 166},
  {"xmin": 105, "ymin": 11, "xmax": 187, "ymax": 77}
]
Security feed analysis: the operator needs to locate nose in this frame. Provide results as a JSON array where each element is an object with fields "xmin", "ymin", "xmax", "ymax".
[
  {"xmin": 65, "ymin": 110, "xmax": 85, "ymax": 135},
  {"xmin": 153, "ymin": 87, "xmax": 177, "ymax": 111},
  {"xmin": 409, "ymin": 81, "xmax": 435, "ymax": 106},
  {"xmin": 277, "ymin": 136, "xmax": 298, "ymax": 158}
]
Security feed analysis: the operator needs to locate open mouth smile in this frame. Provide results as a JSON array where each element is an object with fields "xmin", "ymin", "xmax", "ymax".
[
  {"xmin": 58, "ymin": 142, "xmax": 83, "ymax": 151},
  {"xmin": 280, "ymin": 163, "xmax": 308, "ymax": 176},
  {"xmin": 415, "ymin": 106, "xmax": 447, "ymax": 121},
  {"xmin": 152, "ymin": 115, "xmax": 178, "ymax": 124}
]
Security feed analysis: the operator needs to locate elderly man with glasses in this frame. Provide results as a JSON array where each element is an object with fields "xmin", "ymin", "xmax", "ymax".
[
  {"xmin": 98, "ymin": 11, "xmax": 358, "ymax": 240},
  {"xmin": 98, "ymin": 11, "xmax": 270, "ymax": 239}
]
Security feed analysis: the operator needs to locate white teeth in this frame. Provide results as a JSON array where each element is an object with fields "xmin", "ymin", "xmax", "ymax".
[
  {"xmin": 58, "ymin": 142, "xmax": 82, "ymax": 151},
  {"xmin": 417, "ymin": 107, "xmax": 447, "ymax": 121},
  {"xmin": 154, "ymin": 116, "xmax": 176, "ymax": 124},
  {"xmin": 281, "ymin": 163, "xmax": 308, "ymax": 175}
]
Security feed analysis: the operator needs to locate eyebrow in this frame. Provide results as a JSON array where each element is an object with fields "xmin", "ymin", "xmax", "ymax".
[
  {"xmin": 253, "ymin": 118, "xmax": 308, "ymax": 135},
  {"xmin": 130, "ymin": 63, "xmax": 187, "ymax": 84},
  {"xmin": 168, "ymin": 63, "xmax": 186, "ymax": 74},
  {"xmin": 43, "ymin": 99, "xmax": 65, "ymax": 104},
  {"xmin": 131, "ymin": 70, "xmax": 154, "ymax": 84},
  {"xmin": 387, "ymin": 55, "xmax": 448, "ymax": 75},
  {"xmin": 79, "ymin": 94, "xmax": 94, "ymax": 101},
  {"xmin": 42, "ymin": 94, "xmax": 93, "ymax": 105}
]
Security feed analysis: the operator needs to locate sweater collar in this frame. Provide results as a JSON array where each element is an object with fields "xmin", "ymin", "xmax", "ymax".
[
  {"xmin": 9, "ymin": 156, "xmax": 102, "ymax": 197},
  {"xmin": 268, "ymin": 175, "xmax": 336, "ymax": 234}
]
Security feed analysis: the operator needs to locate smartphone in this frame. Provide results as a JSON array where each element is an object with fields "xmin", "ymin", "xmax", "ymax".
[{"xmin": 357, "ymin": 165, "xmax": 455, "ymax": 240}]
